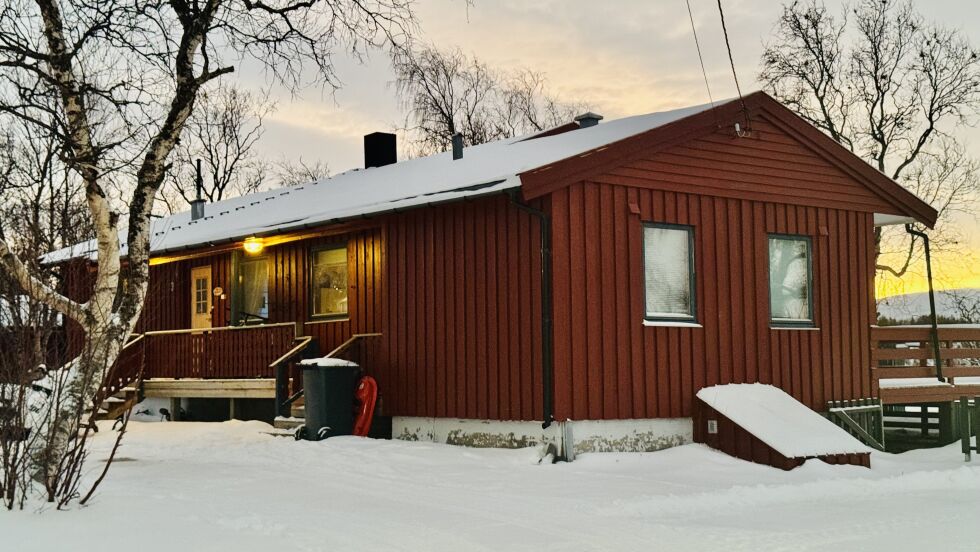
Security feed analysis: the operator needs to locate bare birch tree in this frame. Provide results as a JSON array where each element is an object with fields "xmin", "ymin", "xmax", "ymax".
[
  {"xmin": 159, "ymin": 83, "xmax": 274, "ymax": 214},
  {"xmin": 394, "ymin": 45, "xmax": 586, "ymax": 156},
  {"xmin": 0, "ymin": 0, "xmax": 414, "ymax": 505},
  {"xmin": 760, "ymin": 0, "xmax": 980, "ymax": 278},
  {"xmin": 273, "ymin": 157, "xmax": 331, "ymax": 187}
]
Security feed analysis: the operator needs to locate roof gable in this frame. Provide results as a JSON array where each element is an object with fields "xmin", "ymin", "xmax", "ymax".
[
  {"xmin": 590, "ymin": 112, "xmax": 899, "ymax": 215},
  {"xmin": 520, "ymin": 91, "xmax": 938, "ymax": 228}
]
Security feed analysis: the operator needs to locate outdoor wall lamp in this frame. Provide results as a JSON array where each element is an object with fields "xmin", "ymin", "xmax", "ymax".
[{"xmin": 243, "ymin": 237, "xmax": 264, "ymax": 255}]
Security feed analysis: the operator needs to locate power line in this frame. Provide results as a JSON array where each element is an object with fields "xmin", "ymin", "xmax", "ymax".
[
  {"xmin": 715, "ymin": 0, "xmax": 751, "ymax": 129},
  {"xmin": 685, "ymin": 0, "xmax": 715, "ymax": 110}
]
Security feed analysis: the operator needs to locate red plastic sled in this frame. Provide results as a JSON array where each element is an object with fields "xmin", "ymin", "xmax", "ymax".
[{"xmin": 352, "ymin": 375, "xmax": 378, "ymax": 437}]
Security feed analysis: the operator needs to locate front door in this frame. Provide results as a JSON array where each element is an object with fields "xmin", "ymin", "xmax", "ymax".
[{"xmin": 190, "ymin": 266, "xmax": 212, "ymax": 330}]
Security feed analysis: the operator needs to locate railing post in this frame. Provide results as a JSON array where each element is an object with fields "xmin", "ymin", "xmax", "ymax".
[
  {"xmin": 275, "ymin": 362, "xmax": 290, "ymax": 419},
  {"xmin": 961, "ymin": 396, "xmax": 972, "ymax": 462},
  {"xmin": 973, "ymin": 397, "xmax": 980, "ymax": 459}
]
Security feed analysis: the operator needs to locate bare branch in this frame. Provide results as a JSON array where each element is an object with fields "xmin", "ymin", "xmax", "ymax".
[
  {"xmin": 760, "ymin": 0, "xmax": 980, "ymax": 279},
  {"xmin": 394, "ymin": 44, "xmax": 586, "ymax": 156}
]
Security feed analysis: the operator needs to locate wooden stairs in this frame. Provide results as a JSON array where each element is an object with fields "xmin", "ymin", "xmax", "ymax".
[
  {"xmin": 94, "ymin": 386, "xmax": 141, "ymax": 423},
  {"xmin": 271, "ymin": 333, "xmax": 381, "ymax": 435},
  {"xmin": 82, "ymin": 386, "xmax": 141, "ymax": 429},
  {"xmin": 273, "ymin": 396, "xmax": 306, "ymax": 432}
]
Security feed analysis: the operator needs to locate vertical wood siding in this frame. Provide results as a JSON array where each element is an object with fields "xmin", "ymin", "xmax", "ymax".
[
  {"xmin": 275, "ymin": 229, "xmax": 384, "ymax": 363},
  {"xmin": 138, "ymin": 252, "xmax": 232, "ymax": 332},
  {"xmin": 549, "ymin": 122, "xmax": 879, "ymax": 420},
  {"xmin": 377, "ymin": 195, "xmax": 543, "ymax": 420}
]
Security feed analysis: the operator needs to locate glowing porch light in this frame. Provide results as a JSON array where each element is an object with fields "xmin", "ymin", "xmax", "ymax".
[{"xmin": 243, "ymin": 237, "xmax": 264, "ymax": 255}]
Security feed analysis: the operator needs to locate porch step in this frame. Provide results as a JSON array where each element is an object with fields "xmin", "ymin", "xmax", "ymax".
[
  {"xmin": 95, "ymin": 386, "xmax": 141, "ymax": 422},
  {"xmin": 264, "ymin": 428, "xmax": 300, "ymax": 438},
  {"xmin": 274, "ymin": 416, "xmax": 305, "ymax": 431}
]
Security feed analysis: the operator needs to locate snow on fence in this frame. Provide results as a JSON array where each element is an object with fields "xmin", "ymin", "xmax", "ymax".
[{"xmin": 872, "ymin": 325, "xmax": 980, "ymax": 404}]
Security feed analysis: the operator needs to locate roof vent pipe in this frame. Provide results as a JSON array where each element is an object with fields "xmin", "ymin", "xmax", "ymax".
[
  {"xmin": 574, "ymin": 112, "xmax": 603, "ymax": 128},
  {"xmin": 190, "ymin": 158, "xmax": 205, "ymax": 221},
  {"xmin": 451, "ymin": 133, "xmax": 463, "ymax": 160}
]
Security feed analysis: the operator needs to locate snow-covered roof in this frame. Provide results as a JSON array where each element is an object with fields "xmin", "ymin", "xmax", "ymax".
[
  {"xmin": 42, "ymin": 98, "xmax": 735, "ymax": 264},
  {"xmin": 697, "ymin": 383, "xmax": 872, "ymax": 458}
]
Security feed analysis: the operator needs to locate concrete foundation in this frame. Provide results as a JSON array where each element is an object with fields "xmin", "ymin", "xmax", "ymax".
[{"xmin": 392, "ymin": 416, "xmax": 692, "ymax": 459}]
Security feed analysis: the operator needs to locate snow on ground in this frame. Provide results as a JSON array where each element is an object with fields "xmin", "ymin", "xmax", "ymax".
[{"xmin": 4, "ymin": 421, "xmax": 979, "ymax": 552}]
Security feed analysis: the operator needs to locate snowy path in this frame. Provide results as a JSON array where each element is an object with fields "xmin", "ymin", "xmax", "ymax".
[{"xmin": 4, "ymin": 421, "xmax": 979, "ymax": 551}]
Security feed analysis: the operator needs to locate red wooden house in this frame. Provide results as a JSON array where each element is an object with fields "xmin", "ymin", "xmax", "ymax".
[{"xmin": 50, "ymin": 91, "xmax": 954, "ymax": 458}]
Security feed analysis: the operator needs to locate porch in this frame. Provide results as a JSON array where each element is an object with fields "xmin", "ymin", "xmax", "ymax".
[
  {"xmin": 102, "ymin": 323, "xmax": 380, "ymax": 421},
  {"xmin": 868, "ymin": 325, "xmax": 980, "ymax": 451}
]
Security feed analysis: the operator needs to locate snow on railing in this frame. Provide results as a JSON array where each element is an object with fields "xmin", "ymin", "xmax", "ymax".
[{"xmin": 872, "ymin": 325, "xmax": 980, "ymax": 403}]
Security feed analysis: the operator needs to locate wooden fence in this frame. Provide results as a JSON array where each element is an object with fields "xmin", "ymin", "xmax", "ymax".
[{"xmin": 872, "ymin": 325, "xmax": 980, "ymax": 404}]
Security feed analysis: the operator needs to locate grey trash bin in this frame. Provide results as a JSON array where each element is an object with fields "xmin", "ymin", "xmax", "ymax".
[{"xmin": 299, "ymin": 358, "xmax": 360, "ymax": 441}]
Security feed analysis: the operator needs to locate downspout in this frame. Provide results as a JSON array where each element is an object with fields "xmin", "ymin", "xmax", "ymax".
[
  {"xmin": 904, "ymin": 225, "xmax": 944, "ymax": 381},
  {"xmin": 507, "ymin": 190, "xmax": 555, "ymax": 429}
]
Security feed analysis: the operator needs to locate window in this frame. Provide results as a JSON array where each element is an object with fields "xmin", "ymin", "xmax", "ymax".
[
  {"xmin": 643, "ymin": 224, "xmax": 695, "ymax": 320},
  {"xmin": 311, "ymin": 245, "xmax": 348, "ymax": 318},
  {"xmin": 238, "ymin": 257, "xmax": 268, "ymax": 322},
  {"xmin": 194, "ymin": 276, "xmax": 208, "ymax": 315},
  {"xmin": 768, "ymin": 235, "xmax": 813, "ymax": 325}
]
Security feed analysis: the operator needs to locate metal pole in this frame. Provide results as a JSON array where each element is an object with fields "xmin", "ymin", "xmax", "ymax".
[
  {"xmin": 507, "ymin": 190, "xmax": 555, "ymax": 429},
  {"xmin": 195, "ymin": 158, "xmax": 203, "ymax": 201},
  {"xmin": 905, "ymin": 225, "xmax": 943, "ymax": 381},
  {"xmin": 961, "ymin": 396, "xmax": 971, "ymax": 462}
]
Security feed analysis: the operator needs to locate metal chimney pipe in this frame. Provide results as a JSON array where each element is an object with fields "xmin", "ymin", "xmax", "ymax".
[{"xmin": 191, "ymin": 158, "xmax": 205, "ymax": 220}]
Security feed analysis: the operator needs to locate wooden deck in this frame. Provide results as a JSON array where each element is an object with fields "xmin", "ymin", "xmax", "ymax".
[
  {"xmin": 872, "ymin": 325, "xmax": 980, "ymax": 404},
  {"xmin": 143, "ymin": 378, "xmax": 277, "ymax": 399},
  {"xmin": 105, "ymin": 323, "xmax": 313, "ymax": 402}
]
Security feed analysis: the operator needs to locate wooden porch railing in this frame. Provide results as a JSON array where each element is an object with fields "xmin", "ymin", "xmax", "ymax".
[
  {"xmin": 141, "ymin": 323, "xmax": 298, "ymax": 379},
  {"xmin": 101, "ymin": 334, "xmax": 146, "ymax": 397},
  {"xmin": 275, "ymin": 332, "xmax": 381, "ymax": 418},
  {"xmin": 872, "ymin": 325, "xmax": 980, "ymax": 404}
]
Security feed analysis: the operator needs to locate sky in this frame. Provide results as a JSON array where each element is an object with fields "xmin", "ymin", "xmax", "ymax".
[{"xmin": 234, "ymin": 0, "xmax": 980, "ymax": 296}]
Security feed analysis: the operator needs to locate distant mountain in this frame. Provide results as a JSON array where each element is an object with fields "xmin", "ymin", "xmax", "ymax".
[{"xmin": 876, "ymin": 288, "xmax": 980, "ymax": 322}]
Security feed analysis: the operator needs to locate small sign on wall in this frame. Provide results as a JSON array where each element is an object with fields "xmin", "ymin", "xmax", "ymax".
[{"xmin": 707, "ymin": 419, "xmax": 718, "ymax": 434}]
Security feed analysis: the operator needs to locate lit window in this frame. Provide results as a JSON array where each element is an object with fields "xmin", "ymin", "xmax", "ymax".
[
  {"xmin": 768, "ymin": 235, "xmax": 813, "ymax": 325},
  {"xmin": 311, "ymin": 245, "xmax": 348, "ymax": 317},
  {"xmin": 643, "ymin": 224, "xmax": 695, "ymax": 320},
  {"xmin": 238, "ymin": 257, "xmax": 268, "ymax": 322}
]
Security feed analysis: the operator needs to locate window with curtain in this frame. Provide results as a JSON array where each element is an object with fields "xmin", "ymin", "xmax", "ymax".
[
  {"xmin": 768, "ymin": 235, "xmax": 813, "ymax": 325},
  {"xmin": 643, "ymin": 224, "xmax": 695, "ymax": 320},
  {"xmin": 311, "ymin": 245, "xmax": 348, "ymax": 317},
  {"xmin": 238, "ymin": 257, "xmax": 268, "ymax": 322}
]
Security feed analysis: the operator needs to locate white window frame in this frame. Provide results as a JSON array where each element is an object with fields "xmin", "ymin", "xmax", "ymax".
[
  {"xmin": 767, "ymin": 234, "xmax": 815, "ymax": 327},
  {"xmin": 642, "ymin": 222, "xmax": 697, "ymax": 322}
]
